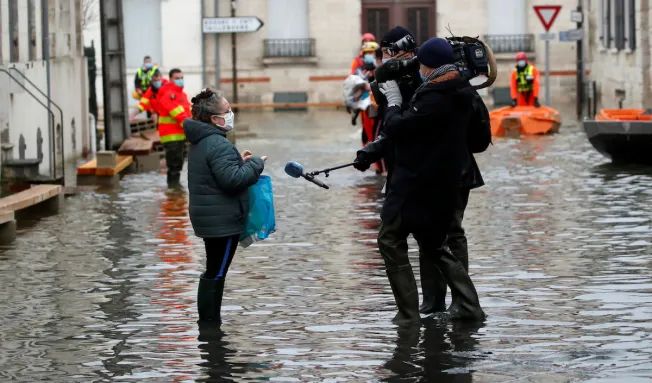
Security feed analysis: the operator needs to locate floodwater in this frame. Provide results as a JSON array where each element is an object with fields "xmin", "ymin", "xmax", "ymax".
[{"xmin": 1, "ymin": 110, "xmax": 651, "ymax": 382}]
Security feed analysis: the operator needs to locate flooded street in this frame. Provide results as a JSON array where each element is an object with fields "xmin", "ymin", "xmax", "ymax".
[{"xmin": 1, "ymin": 110, "xmax": 651, "ymax": 382}]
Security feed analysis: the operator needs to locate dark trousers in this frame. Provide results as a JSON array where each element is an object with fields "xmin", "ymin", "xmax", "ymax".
[
  {"xmin": 204, "ymin": 235, "xmax": 240, "ymax": 280},
  {"xmin": 163, "ymin": 141, "xmax": 185, "ymax": 188},
  {"xmin": 419, "ymin": 188, "xmax": 470, "ymax": 312},
  {"xmin": 378, "ymin": 205, "xmax": 483, "ymax": 321}
]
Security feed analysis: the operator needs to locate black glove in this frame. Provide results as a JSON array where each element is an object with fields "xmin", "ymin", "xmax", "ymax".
[
  {"xmin": 511, "ymin": 99, "xmax": 517, "ymax": 107},
  {"xmin": 353, "ymin": 150, "xmax": 371, "ymax": 172},
  {"xmin": 534, "ymin": 98, "xmax": 541, "ymax": 107},
  {"xmin": 351, "ymin": 110, "xmax": 360, "ymax": 126}
]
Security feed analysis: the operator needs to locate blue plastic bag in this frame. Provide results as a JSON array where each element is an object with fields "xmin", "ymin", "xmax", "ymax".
[{"xmin": 240, "ymin": 175, "xmax": 276, "ymax": 247}]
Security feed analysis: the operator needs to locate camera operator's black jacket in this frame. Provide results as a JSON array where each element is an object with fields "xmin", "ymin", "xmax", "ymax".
[{"xmin": 365, "ymin": 73, "xmax": 486, "ymax": 227}]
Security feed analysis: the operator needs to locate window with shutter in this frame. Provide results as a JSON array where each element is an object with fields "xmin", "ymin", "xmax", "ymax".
[
  {"xmin": 365, "ymin": 8, "xmax": 389, "ymax": 43},
  {"xmin": 614, "ymin": 0, "xmax": 625, "ymax": 50},
  {"xmin": 407, "ymin": 8, "xmax": 430, "ymax": 45},
  {"xmin": 600, "ymin": 0, "xmax": 611, "ymax": 48},
  {"xmin": 627, "ymin": 0, "xmax": 636, "ymax": 50},
  {"xmin": 9, "ymin": 0, "xmax": 19, "ymax": 62}
]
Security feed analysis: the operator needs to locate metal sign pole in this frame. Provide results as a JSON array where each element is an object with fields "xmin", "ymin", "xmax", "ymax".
[
  {"xmin": 545, "ymin": 39, "xmax": 550, "ymax": 105},
  {"xmin": 231, "ymin": 0, "xmax": 238, "ymax": 110}
]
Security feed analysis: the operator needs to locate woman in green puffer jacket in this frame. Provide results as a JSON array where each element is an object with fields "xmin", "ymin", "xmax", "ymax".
[{"xmin": 184, "ymin": 88, "xmax": 266, "ymax": 324}]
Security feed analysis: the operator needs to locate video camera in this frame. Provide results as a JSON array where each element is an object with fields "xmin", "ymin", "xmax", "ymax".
[{"xmin": 374, "ymin": 36, "xmax": 496, "ymax": 89}]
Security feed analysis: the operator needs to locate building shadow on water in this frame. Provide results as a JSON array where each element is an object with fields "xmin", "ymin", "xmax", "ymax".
[{"xmin": 383, "ymin": 320, "xmax": 483, "ymax": 382}]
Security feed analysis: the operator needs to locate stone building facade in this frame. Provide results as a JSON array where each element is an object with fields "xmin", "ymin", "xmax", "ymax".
[
  {"xmin": 84, "ymin": 0, "xmax": 585, "ymax": 110},
  {"xmin": 0, "ymin": 0, "xmax": 89, "ymax": 183},
  {"xmin": 584, "ymin": 0, "xmax": 651, "ymax": 111}
]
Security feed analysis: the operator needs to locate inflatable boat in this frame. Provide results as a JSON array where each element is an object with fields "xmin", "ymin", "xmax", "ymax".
[{"xmin": 490, "ymin": 105, "xmax": 561, "ymax": 137}]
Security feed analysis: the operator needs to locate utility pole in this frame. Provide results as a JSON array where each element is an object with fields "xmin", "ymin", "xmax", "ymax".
[
  {"xmin": 214, "ymin": 0, "xmax": 220, "ymax": 88},
  {"xmin": 576, "ymin": 0, "xmax": 584, "ymax": 119},
  {"xmin": 231, "ymin": 0, "xmax": 238, "ymax": 110}
]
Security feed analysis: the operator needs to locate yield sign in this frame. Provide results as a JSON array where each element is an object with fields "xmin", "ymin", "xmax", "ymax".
[{"xmin": 534, "ymin": 5, "xmax": 562, "ymax": 31}]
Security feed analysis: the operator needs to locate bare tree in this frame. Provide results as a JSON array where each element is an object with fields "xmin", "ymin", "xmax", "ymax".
[{"xmin": 81, "ymin": 0, "xmax": 99, "ymax": 30}]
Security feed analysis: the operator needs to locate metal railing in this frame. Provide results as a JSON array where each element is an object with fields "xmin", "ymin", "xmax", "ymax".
[
  {"xmin": 483, "ymin": 34, "xmax": 535, "ymax": 53},
  {"xmin": 263, "ymin": 39, "xmax": 315, "ymax": 58}
]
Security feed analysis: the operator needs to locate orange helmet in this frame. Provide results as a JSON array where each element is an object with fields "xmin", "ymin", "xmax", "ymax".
[
  {"xmin": 362, "ymin": 33, "xmax": 376, "ymax": 42},
  {"xmin": 515, "ymin": 52, "xmax": 528, "ymax": 61}
]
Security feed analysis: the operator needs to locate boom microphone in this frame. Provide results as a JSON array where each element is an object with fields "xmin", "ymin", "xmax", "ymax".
[{"xmin": 284, "ymin": 161, "xmax": 330, "ymax": 189}]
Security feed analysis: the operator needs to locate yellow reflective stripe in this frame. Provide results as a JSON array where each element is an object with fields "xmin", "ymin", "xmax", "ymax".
[
  {"xmin": 158, "ymin": 116, "xmax": 177, "ymax": 124},
  {"xmin": 138, "ymin": 104, "xmax": 145, "ymax": 112},
  {"xmin": 160, "ymin": 133, "xmax": 186, "ymax": 143},
  {"xmin": 169, "ymin": 105, "xmax": 185, "ymax": 118},
  {"xmin": 140, "ymin": 98, "xmax": 150, "ymax": 105}
]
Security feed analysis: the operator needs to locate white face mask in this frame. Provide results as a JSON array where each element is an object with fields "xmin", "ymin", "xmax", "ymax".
[
  {"xmin": 215, "ymin": 111, "xmax": 235, "ymax": 132},
  {"xmin": 517, "ymin": 60, "xmax": 527, "ymax": 68}
]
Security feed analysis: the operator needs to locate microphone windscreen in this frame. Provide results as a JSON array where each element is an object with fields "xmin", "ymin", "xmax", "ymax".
[{"xmin": 284, "ymin": 161, "xmax": 304, "ymax": 178}]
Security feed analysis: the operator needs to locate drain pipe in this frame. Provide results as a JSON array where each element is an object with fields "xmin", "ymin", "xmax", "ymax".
[{"xmin": 41, "ymin": 0, "xmax": 54, "ymax": 179}]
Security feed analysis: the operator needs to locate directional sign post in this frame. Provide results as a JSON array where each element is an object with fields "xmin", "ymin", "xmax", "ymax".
[
  {"xmin": 202, "ymin": 16, "xmax": 264, "ymax": 34},
  {"xmin": 202, "ymin": 8, "xmax": 265, "ymax": 110},
  {"xmin": 534, "ymin": 5, "xmax": 562, "ymax": 105},
  {"xmin": 559, "ymin": 29, "xmax": 583, "ymax": 42}
]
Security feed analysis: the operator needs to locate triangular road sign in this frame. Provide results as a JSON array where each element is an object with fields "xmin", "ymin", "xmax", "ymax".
[{"xmin": 534, "ymin": 5, "xmax": 562, "ymax": 31}]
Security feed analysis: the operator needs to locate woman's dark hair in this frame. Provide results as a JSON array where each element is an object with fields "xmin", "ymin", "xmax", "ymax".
[{"xmin": 191, "ymin": 88, "xmax": 225, "ymax": 123}]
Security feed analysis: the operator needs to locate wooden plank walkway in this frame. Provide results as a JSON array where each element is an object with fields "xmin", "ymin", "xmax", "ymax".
[
  {"xmin": 0, "ymin": 184, "xmax": 63, "ymax": 212},
  {"xmin": 0, "ymin": 184, "xmax": 63, "ymax": 244},
  {"xmin": 76, "ymin": 155, "xmax": 133, "ymax": 177}
]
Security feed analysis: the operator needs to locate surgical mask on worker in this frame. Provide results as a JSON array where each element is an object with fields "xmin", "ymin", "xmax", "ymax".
[
  {"xmin": 151, "ymin": 80, "xmax": 162, "ymax": 89},
  {"xmin": 363, "ymin": 54, "xmax": 375, "ymax": 64},
  {"xmin": 215, "ymin": 111, "xmax": 235, "ymax": 132},
  {"xmin": 517, "ymin": 60, "xmax": 527, "ymax": 69},
  {"xmin": 144, "ymin": 62, "xmax": 153, "ymax": 70},
  {"xmin": 174, "ymin": 78, "xmax": 184, "ymax": 88}
]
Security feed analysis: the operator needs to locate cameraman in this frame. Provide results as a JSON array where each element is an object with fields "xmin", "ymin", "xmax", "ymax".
[{"xmin": 355, "ymin": 37, "xmax": 486, "ymax": 322}]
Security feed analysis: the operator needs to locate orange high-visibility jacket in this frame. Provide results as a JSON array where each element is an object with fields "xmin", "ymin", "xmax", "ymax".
[
  {"xmin": 155, "ymin": 82, "xmax": 191, "ymax": 143},
  {"xmin": 510, "ymin": 64, "xmax": 540, "ymax": 105},
  {"xmin": 138, "ymin": 79, "xmax": 168, "ymax": 113}
]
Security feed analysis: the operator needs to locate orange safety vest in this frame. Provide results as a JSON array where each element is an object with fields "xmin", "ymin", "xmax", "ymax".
[{"xmin": 155, "ymin": 83, "xmax": 190, "ymax": 143}]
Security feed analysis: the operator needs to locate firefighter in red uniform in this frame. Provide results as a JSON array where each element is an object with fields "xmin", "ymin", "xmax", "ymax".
[
  {"xmin": 350, "ymin": 33, "xmax": 376, "ymax": 75},
  {"xmin": 156, "ymin": 68, "xmax": 191, "ymax": 188},
  {"xmin": 129, "ymin": 70, "xmax": 168, "ymax": 120}
]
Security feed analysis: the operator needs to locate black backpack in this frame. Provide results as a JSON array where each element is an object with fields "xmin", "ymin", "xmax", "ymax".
[{"xmin": 467, "ymin": 91, "xmax": 492, "ymax": 153}]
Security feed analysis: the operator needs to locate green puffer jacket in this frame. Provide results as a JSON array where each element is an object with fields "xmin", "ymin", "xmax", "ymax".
[{"xmin": 184, "ymin": 119, "xmax": 264, "ymax": 238}]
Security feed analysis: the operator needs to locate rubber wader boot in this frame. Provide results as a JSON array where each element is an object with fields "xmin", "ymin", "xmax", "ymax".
[
  {"xmin": 418, "ymin": 252, "xmax": 447, "ymax": 315},
  {"xmin": 435, "ymin": 249, "xmax": 485, "ymax": 321},
  {"xmin": 445, "ymin": 236, "xmax": 469, "ymax": 309},
  {"xmin": 197, "ymin": 274, "xmax": 225, "ymax": 323},
  {"xmin": 386, "ymin": 264, "xmax": 420, "ymax": 324}
]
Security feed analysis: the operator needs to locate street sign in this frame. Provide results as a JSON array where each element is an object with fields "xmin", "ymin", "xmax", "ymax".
[
  {"xmin": 534, "ymin": 5, "xmax": 562, "ymax": 31},
  {"xmin": 571, "ymin": 10, "xmax": 583, "ymax": 23},
  {"xmin": 539, "ymin": 32, "xmax": 557, "ymax": 41},
  {"xmin": 559, "ymin": 28, "xmax": 583, "ymax": 42},
  {"xmin": 202, "ymin": 16, "xmax": 264, "ymax": 33}
]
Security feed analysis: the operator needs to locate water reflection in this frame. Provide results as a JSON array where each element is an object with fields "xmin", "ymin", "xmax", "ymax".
[{"xmin": 382, "ymin": 321, "xmax": 482, "ymax": 382}]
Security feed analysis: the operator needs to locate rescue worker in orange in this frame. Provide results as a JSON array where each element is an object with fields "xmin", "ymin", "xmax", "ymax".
[
  {"xmin": 510, "ymin": 52, "xmax": 541, "ymax": 107},
  {"xmin": 350, "ymin": 33, "xmax": 377, "ymax": 75},
  {"xmin": 129, "ymin": 69, "xmax": 167, "ymax": 120},
  {"xmin": 156, "ymin": 68, "xmax": 191, "ymax": 188}
]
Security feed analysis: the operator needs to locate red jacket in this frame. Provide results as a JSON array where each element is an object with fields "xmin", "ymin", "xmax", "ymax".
[
  {"xmin": 155, "ymin": 82, "xmax": 191, "ymax": 143},
  {"xmin": 137, "ymin": 79, "xmax": 168, "ymax": 113}
]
